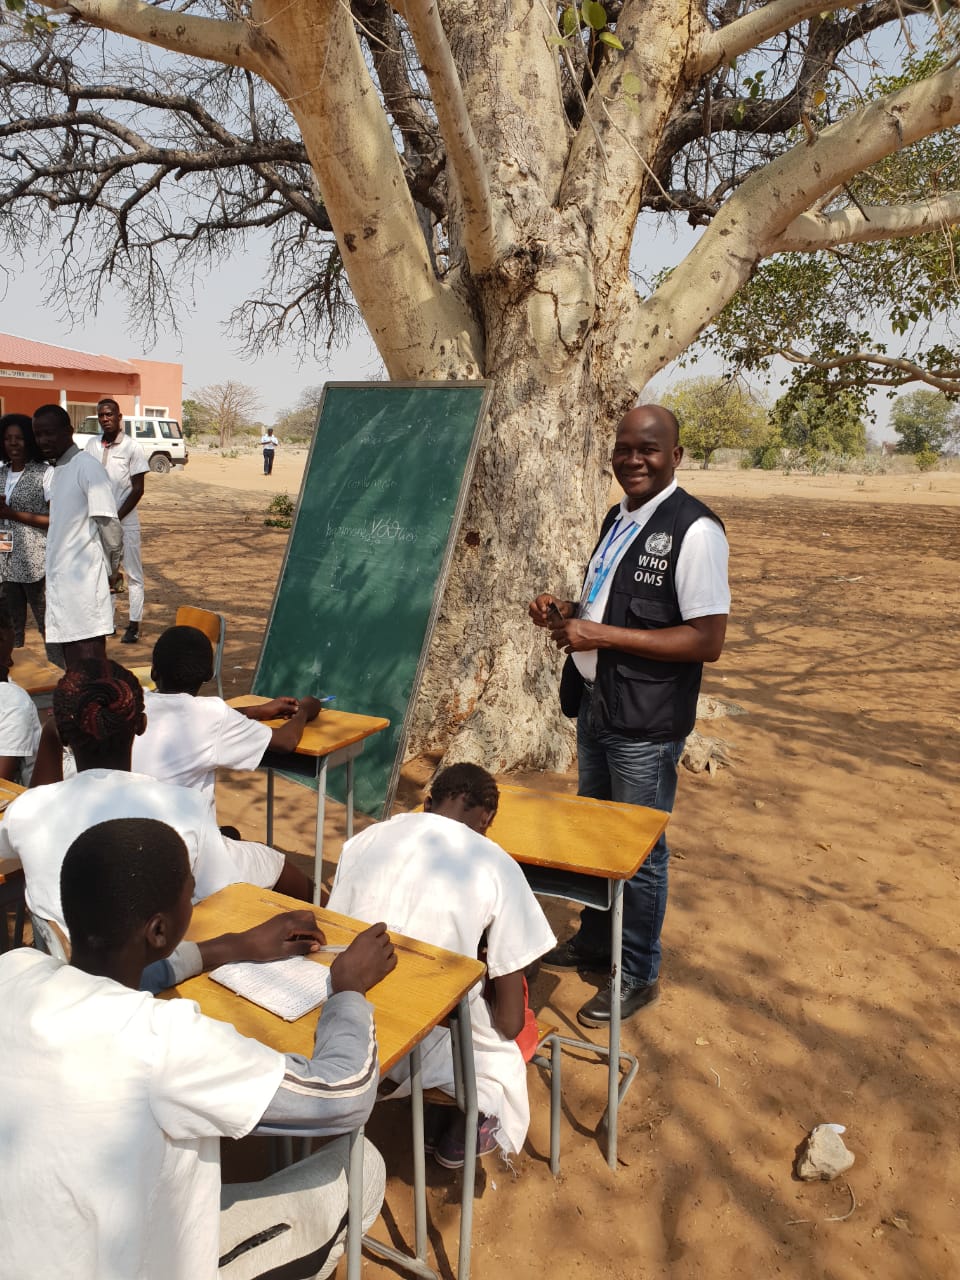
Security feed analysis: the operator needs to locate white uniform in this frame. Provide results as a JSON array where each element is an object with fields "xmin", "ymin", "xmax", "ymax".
[
  {"xmin": 0, "ymin": 678, "xmax": 42, "ymax": 784},
  {"xmin": 85, "ymin": 434, "xmax": 149, "ymax": 624},
  {"xmin": 133, "ymin": 690, "xmax": 272, "ymax": 806},
  {"xmin": 329, "ymin": 810, "xmax": 556, "ymax": 1153},
  {"xmin": 44, "ymin": 448, "xmax": 119, "ymax": 643},
  {"xmin": 0, "ymin": 769, "xmax": 284, "ymax": 934}
]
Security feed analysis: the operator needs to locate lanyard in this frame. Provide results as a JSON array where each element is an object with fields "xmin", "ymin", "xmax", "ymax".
[{"xmin": 583, "ymin": 514, "xmax": 641, "ymax": 606}]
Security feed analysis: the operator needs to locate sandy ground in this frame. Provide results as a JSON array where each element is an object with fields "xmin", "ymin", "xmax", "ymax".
[{"xmin": 39, "ymin": 451, "xmax": 960, "ymax": 1278}]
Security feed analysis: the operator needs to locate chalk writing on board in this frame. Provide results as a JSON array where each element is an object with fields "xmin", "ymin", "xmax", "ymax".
[
  {"xmin": 325, "ymin": 519, "xmax": 418, "ymax": 544},
  {"xmin": 345, "ymin": 477, "xmax": 397, "ymax": 492}
]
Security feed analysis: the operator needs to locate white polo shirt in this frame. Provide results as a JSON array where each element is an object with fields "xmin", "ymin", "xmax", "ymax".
[
  {"xmin": 85, "ymin": 433, "xmax": 149, "ymax": 527},
  {"xmin": 0, "ymin": 949, "xmax": 283, "ymax": 1280},
  {"xmin": 45, "ymin": 447, "xmax": 119, "ymax": 644},
  {"xmin": 0, "ymin": 769, "xmax": 256, "ymax": 934},
  {"xmin": 134, "ymin": 691, "xmax": 272, "ymax": 805},
  {"xmin": 0, "ymin": 679, "xmax": 42, "ymax": 784},
  {"xmin": 573, "ymin": 480, "xmax": 731, "ymax": 682}
]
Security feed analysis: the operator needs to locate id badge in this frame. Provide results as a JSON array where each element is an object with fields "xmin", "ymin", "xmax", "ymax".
[{"xmin": 0, "ymin": 527, "xmax": 13, "ymax": 554}]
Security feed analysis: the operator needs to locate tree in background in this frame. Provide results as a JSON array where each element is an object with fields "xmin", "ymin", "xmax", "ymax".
[
  {"xmin": 1, "ymin": 2, "xmax": 958, "ymax": 770},
  {"xmin": 180, "ymin": 398, "xmax": 211, "ymax": 441},
  {"xmin": 193, "ymin": 382, "xmax": 262, "ymax": 449},
  {"xmin": 274, "ymin": 385, "xmax": 325, "ymax": 443},
  {"xmin": 891, "ymin": 389, "xmax": 957, "ymax": 456},
  {"xmin": 661, "ymin": 377, "xmax": 768, "ymax": 469},
  {"xmin": 770, "ymin": 385, "xmax": 867, "ymax": 462}
]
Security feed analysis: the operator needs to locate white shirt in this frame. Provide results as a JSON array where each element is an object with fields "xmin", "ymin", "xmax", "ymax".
[
  {"xmin": 261, "ymin": 433, "xmax": 278, "ymax": 449},
  {"xmin": 0, "ymin": 949, "xmax": 283, "ymax": 1280},
  {"xmin": 134, "ymin": 691, "xmax": 272, "ymax": 804},
  {"xmin": 44, "ymin": 448, "xmax": 119, "ymax": 644},
  {"xmin": 85, "ymin": 433, "xmax": 149, "ymax": 527},
  {"xmin": 0, "ymin": 769, "xmax": 256, "ymax": 934},
  {"xmin": 329, "ymin": 811, "xmax": 556, "ymax": 1153},
  {"xmin": 573, "ymin": 479, "xmax": 731, "ymax": 682},
  {"xmin": 0, "ymin": 679, "xmax": 42, "ymax": 784}
]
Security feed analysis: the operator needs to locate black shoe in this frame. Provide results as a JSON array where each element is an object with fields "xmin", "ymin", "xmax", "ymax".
[
  {"xmin": 120, "ymin": 624, "xmax": 141, "ymax": 644},
  {"xmin": 576, "ymin": 979, "xmax": 660, "ymax": 1028},
  {"xmin": 541, "ymin": 939, "xmax": 611, "ymax": 972}
]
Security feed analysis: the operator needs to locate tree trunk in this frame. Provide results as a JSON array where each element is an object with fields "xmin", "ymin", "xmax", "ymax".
[{"xmin": 406, "ymin": 271, "xmax": 639, "ymax": 773}]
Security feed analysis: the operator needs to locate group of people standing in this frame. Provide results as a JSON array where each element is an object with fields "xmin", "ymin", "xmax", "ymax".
[{"xmin": 0, "ymin": 397, "xmax": 148, "ymax": 670}]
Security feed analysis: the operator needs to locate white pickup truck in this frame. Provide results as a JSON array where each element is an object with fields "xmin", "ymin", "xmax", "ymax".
[{"xmin": 77, "ymin": 415, "xmax": 189, "ymax": 474}]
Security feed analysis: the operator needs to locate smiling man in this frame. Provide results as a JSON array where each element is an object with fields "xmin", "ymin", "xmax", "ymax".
[{"xmin": 529, "ymin": 404, "xmax": 730, "ymax": 1027}]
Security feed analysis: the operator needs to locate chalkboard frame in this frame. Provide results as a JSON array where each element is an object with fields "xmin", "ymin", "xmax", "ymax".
[{"xmin": 253, "ymin": 379, "xmax": 492, "ymax": 816}]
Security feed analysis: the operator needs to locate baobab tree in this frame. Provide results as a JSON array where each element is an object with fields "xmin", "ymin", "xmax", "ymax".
[{"xmin": 1, "ymin": 0, "xmax": 957, "ymax": 768}]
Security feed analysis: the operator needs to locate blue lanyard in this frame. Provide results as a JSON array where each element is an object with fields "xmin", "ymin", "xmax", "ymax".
[{"xmin": 583, "ymin": 515, "xmax": 640, "ymax": 606}]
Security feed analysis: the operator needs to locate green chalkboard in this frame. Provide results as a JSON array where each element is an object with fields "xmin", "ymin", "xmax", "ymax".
[{"xmin": 253, "ymin": 382, "xmax": 491, "ymax": 816}]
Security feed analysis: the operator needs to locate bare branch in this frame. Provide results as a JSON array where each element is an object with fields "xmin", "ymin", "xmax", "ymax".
[
  {"xmin": 772, "ymin": 190, "xmax": 960, "ymax": 251},
  {"xmin": 777, "ymin": 346, "xmax": 960, "ymax": 393},
  {"xmin": 692, "ymin": 0, "xmax": 864, "ymax": 76},
  {"xmin": 394, "ymin": 0, "xmax": 499, "ymax": 274}
]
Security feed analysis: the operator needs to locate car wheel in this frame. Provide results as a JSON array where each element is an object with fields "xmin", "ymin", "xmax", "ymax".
[{"xmin": 149, "ymin": 453, "xmax": 172, "ymax": 474}]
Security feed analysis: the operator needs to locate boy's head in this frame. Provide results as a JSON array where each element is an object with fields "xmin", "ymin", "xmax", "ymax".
[
  {"xmin": 425, "ymin": 763, "xmax": 499, "ymax": 835},
  {"xmin": 62, "ymin": 818, "xmax": 193, "ymax": 959},
  {"xmin": 151, "ymin": 625, "xmax": 214, "ymax": 694},
  {"xmin": 53, "ymin": 660, "xmax": 146, "ymax": 765}
]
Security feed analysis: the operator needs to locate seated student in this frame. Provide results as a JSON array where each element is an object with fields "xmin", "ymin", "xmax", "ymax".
[
  {"xmin": 131, "ymin": 624, "xmax": 324, "ymax": 806},
  {"xmin": 0, "ymin": 816, "xmax": 395, "ymax": 1280},
  {"xmin": 0, "ymin": 660, "xmax": 312, "ymax": 939},
  {"xmin": 0, "ymin": 627, "xmax": 41, "ymax": 784},
  {"xmin": 328, "ymin": 763, "xmax": 556, "ymax": 1169}
]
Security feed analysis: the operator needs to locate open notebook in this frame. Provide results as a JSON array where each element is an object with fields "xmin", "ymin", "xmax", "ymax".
[{"xmin": 210, "ymin": 956, "xmax": 334, "ymax": 1022}]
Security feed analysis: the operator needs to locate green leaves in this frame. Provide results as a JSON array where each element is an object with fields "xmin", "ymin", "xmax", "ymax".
[
  {"xmin": 555, "ymin": 3, "xmax": 625, "ymax": 57},
  {"xmin": 581, "ymin": 0, "xmax": 607, "ymax": 32}
]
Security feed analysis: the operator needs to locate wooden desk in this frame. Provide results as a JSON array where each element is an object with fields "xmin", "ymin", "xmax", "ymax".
[
  {"xmin": 170, "ymin": 882, "xmax": 484, "ymax": 1280},
  {"xmin": 10, "ymin": 653, "xmax": 63, "ymax": 707},
  {"xmin": 228, "ymin": 697, "xmax": 390, "ymax": 903},
  {"xmin": 486, "ymin": 783, "xmax": 670, "ymax": 1170},
  {"xmin": 0, "ymin": 780, "xmax": 26, "ymax": 951}
]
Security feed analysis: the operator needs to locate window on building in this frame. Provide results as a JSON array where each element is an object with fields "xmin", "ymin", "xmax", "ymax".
[{"xmin": 143, "ymin": 406, "xmax": 168, "ymax": 417}]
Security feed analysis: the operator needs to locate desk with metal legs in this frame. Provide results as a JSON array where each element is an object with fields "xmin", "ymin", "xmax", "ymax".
[
  {"xmin": 486, "ymin": 783, "xmax": 669, "ymax": 1170},
  {"xmin": 228, "ymin": 697, "xmax": 389, "ymax": 905},
  {"xmin": 168, "ymin": 882, "xmax": 484, "ymax": 1280}
]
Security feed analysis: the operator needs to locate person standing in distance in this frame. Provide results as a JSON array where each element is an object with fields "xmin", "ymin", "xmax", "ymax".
[
  {"xmin": 261, "ymin": 427, "xmax": 279, "ymax": 475},
  {"xmin": 32, "ymin": 404, "xmax": 122, "ymax": 670},
  {"xmin": 529, "ymin": 404, "xmax": 729, "ymax": 1028},
  {"xmin": 85, "ymin": 398, "xmax": 149, "ymax": 645}
]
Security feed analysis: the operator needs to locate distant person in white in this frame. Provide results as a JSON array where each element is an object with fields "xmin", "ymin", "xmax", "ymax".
[
  {"xmin": 261, "ymin": 427, "xmax": 279, "ymax": 475},
  {"xmin": 0, "ymin": 814, "xmax": 395, "ymax": 1280},
  {"xmin": 328, "ymin": 763, "xmax": 556, "ymax": 1167},
  {"xmin": 32, "ymin": 403, "xmax": 121, "ymax": 670},
  {"xmin": 0, "ymin": 627, "xmax": 41, "ymax": 784},
  {"xmin": 85, "ymin": 397, "xmax": 149, "ymax": 645}
]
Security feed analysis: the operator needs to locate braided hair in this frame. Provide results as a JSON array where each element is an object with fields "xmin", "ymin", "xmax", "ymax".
[
  {"xmin": 429, "ymin": 763, "xmax": 499, "ymax": 815},
  {"xmin": 53, "ymin": 660, "xmax": 144, "ymax": 760}
]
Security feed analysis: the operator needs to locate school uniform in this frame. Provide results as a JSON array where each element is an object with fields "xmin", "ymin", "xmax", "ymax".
[
  {"xmin": 329, "ymin": 810, "xmax": 556, "ymax": 1154},
  {"xmin": 44, "ymin": 447, "xmax": 119, "ymax": 644},
  {"xmin": 85, "ymin": 433, "xmax": 150, "ymax": 624},
  {"xmin": 0, "ymin": 679, "xmax": 42, "ymax": 784}
]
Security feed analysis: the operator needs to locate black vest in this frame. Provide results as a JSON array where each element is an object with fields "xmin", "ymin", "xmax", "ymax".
[{"xmin": 583, "ymin": 487, "xmax": 724, "ymax": 741}]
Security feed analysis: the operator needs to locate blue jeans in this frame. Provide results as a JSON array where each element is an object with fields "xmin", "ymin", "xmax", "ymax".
[{"xmin": 571, "ymin": 688, "xmax": 685, "ymax": 987}]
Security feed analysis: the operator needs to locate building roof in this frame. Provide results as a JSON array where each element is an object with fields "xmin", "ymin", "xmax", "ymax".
[{"xmin": 0, "ymin": 332, "xmax": 138, "ymax": 376}]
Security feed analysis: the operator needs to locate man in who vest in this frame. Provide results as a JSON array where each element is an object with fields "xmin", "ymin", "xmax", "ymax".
[{"xmin": 529, "ymin": 404, "xmax": 730, "ymax": 1028}]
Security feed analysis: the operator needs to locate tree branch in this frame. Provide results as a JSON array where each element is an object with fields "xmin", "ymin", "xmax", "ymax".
[
  {"xmin": 777, "ymin": 347, "xmax": 960, "ymax": 394},
  {"xmin": 36, "ymin": 0, "xmax": 260, "ymax": 71},
  {"xmin": 395, "ymin": 0, "xmax": 499, "ymax": 274},
  {"xmin": 628, "ymin": 60, "xmax": 960, "ymax": 382},
  {"xmin": 772, "ymin": 190, "xmax": 960, "ymax": 251},
  {"xmin": 691, "ymin": 0, "xmax": 862, "ymax": 77}
]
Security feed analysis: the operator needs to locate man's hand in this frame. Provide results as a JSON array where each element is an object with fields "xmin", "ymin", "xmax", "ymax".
[
  {"xmin": 529, "ymin": 593, "xmax": 574, "ymax": 627},
  {"xmin": 547, "ymin": 616, "xmax": 603, "ymax": 653},
  {"xmin": 0, "ymin": 498, "xmax": 12, "ymax": 520},
  {"xmin": 331, "ymin": 923, "xmax": 397, "ymax": 995},
  {"xmin": 108, "ymin": 571, "xmax": 121, "ymax": 591},
  {"xmin": 253, "ymin": 697, "xmax": 300, "ymax": 720},
  {"xmin": 297, "ymin": 695, "xmax": 324, "ymax": 722},
  {"xmin": 235, "ymin": 911, "xmax": 327, "ymax": 962}
]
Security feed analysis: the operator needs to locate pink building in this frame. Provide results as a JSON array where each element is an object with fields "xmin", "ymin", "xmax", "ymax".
[{"xmin": 0, "ymin": 333, "xmax": 182, "ymax": 428}]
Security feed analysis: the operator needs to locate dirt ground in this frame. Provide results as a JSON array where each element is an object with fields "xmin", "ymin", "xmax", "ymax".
[{"xmin": 71, "ymin": 451, "xmax": 960, "ymax": 1278}]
